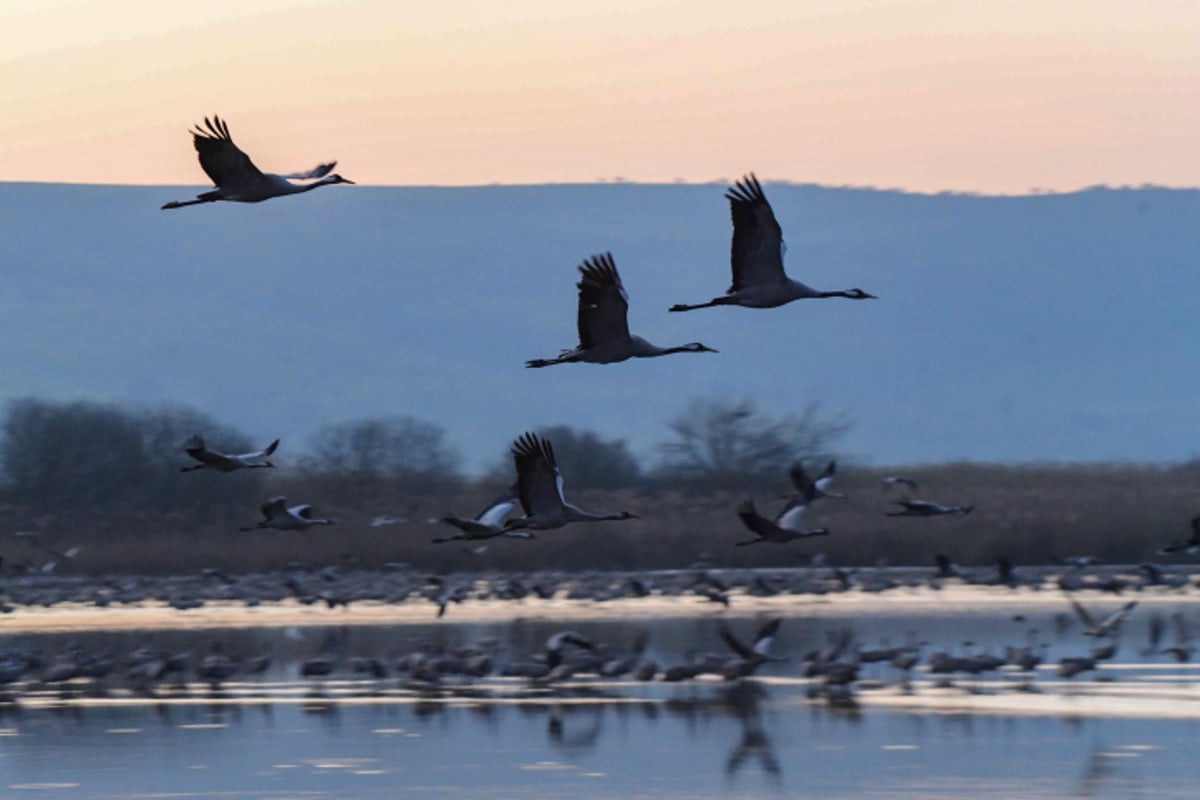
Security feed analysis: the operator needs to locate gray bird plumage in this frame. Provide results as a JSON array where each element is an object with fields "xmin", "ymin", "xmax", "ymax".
[
  {"xmin": 240, "ymin": 496, "xmax": 334, "ymax": 532},
  {"xmin": 162, "ymin": 116, "xmax": 353, "ymax": 209},
  {"xmin": 434, "ymin": 484, "xmax": 533, "ymax": 543},
  {"xmin": 669, "ymin": 173, "xmax": 876, "ymax": 312},
  {"xmin": 502, "ymin": 432, "xmax": 637, "ymax": 531},
  {"xmin": 527, "ymin": 252, "xmax": 716, "ymax": 367},
  {"xmin": 181, "ymin": 435, "xmax": 279, "ymax": 473}
]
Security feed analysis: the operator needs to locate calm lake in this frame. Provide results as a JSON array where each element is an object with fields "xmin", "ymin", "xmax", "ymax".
[{"xmin": 2, "ymin": 583, "xmax": 1198, "ymax": 798}]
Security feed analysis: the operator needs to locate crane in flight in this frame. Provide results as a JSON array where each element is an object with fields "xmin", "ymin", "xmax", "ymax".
[
  {"xmin": 162, "ymin": 116, "xmax": 353, "ymax": 209},
  {"xmin": 669, "ymin": 173, "xmax": 875, "ymax": 312}
]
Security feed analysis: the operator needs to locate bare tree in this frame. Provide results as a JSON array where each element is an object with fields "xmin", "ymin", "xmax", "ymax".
[
  {"xmin": 0, "ymin": 397, "xmax": 260, "ymax": 515},
  {"xmin": 655, "ymin": 398, "xmax": 850, "ymax": 491},
  {"xmin": 484, "ymin": 425, "xmax": 643, "ymax": 490},
  {"xmin": 1, "ymin": 398, "xmax": 143, "ymax": 510},
  {"xmin": 138, "ymin": 404, "xmax": 264, "ymax": 514},
  {"xmin": 306, "ymin": 416, "xmax": 462, "ymax": 496},
  {"xmin": 528, "ymin": 425, "xmax": 643, "ymax": 490}
]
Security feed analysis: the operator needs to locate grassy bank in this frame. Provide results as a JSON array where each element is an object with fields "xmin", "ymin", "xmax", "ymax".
[{"xmin": 2, "ymin": 461, "xmax": 1197, "ymax": 575}]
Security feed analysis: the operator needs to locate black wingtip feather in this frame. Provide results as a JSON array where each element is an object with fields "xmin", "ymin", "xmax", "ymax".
[
  {"xmin": 757, "ymin": 617, "xmax": 782, "ymax": 640},
  {"xmin": 725, "ymin": 172, "xmax": 767, "ymax": 205},
  {"xmin": 577, "ymin": 252, "xmax": 621, "ymax": 288},
  {"xmin": 509, "ymin": 431, "xmax": 558, "ymax": 471}
]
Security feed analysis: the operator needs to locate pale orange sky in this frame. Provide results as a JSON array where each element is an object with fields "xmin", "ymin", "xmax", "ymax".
[{"xmin": 2, "ymin": 0, "xmax": 1198, "ymax": 193}]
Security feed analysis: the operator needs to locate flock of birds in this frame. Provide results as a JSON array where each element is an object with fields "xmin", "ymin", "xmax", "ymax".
[
  {"xmin": 0, "ymin": 571, "xmax": 1195, "ymax": 706},
  {"xmin": 3, "ymin": 117, "xmax": 1198, "ymax": 718},
  {"xmin": 156, "ymin": 115, "xmax": 943, "ymax": 544},
  {"xmin": 155, "ymin": 116, "xmax": 1200, "ymax": 558},
  {"xmin": 156, "ymin": 118, "xmax": 1200, "ymax": 559}
]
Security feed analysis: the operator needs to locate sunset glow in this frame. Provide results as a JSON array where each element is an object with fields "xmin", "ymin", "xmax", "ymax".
[{"xmin": 2, "ymin": 0, "xmax": 1198, "ymax": 192}]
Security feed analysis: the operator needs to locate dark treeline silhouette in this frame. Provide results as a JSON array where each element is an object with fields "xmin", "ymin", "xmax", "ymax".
[
  {"xmin": 0, "ymin": 396, "xmax": 1194, "ymax": 575},
  {"xmin": 655, "ymin": 398, "xmax": 848, "ymax": 490},
  {"xmin": 0, "ymin": 398, "xmax": 263, "ymax": 518},
  {"xmin": 482, "ymin": 424, "xmax": 643, "ymax": 490},
  {"xmin": 302, "ymin": 416, "xmax": 464, "ymax": 503}
]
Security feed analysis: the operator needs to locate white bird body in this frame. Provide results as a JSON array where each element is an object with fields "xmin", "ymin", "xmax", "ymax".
[
  {"xmin": 162, "ymin": 116, "xmax": 353, "ymax": 210},
  {"xmin": 886, "ymin": 499, "xmax": 973, "ymax": 517},
  {"xmin": 1070, "ymin": 597, "xmax": 1138, "ymax": 638},
  {"xmin": 735, "ymin": 493, "xmax": 829, "ymax": 546},
  {"xmin": 527, "ymin": 253, "xmax": 716, "ymax": 368},
  {"xmin": 434, "ymin": 484, "xmax": 533, "ymax": 542},
  {"xmin": 181, "ymin": 435, "xmax": 279, "ymax": 473},
  {"xmin": 720, "ymin": 618, "xmax": 785, "ymax": 678},
  {"xmin": 502, "ymin": 432, "xmax": 637, "ymax": 531},
  {"xmin": 790, "ymin": 461, "xmax": 845, "ymax": 501},
  {"xmin": 669, "ymin": 174, "xmax": 875, "ymax": 312},
  {"xmin": 241, "ymin": 496, "xmax": 334, "ymax": 532},
  {"xmin": 883, "ymin": 475, "xmax": 920, "ymax": 492}
]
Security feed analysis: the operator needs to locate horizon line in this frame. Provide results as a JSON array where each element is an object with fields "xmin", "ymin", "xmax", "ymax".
[{"xmin": 1, "ymin": 179, "xmax": 1196, "ymax": 200}]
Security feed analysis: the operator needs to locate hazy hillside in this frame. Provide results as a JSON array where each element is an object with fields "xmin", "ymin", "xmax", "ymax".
[{"xmin": 2, "ymin": 181, "xmax": 1197, "ymax": 470}]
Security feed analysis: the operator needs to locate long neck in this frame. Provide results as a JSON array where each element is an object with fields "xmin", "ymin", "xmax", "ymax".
[
  {"xmin": 816, "ymin": 289, "xmax": 856, "ymax": 299},
  {"xmin": 632, "ymin": 337, "xmax": 704, "ymax": 358},
  {"xmin": 279, "ymin": 175, "xmax": 341, "ymax": 196},
  {"xmin": 299, "ymin": 175, "xmax": 342, "ymax": 193},
  {"xmin": 630, "ymin": 337, "xmax": 671, "ymax": 358},
  {"xmin": 564, "ymin": 504, "xmax": 626, "ymax": 522}
]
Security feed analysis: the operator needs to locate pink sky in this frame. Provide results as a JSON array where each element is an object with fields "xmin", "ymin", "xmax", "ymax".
[{"xmin": 2, "ymin": 0, "xmax": 1198, "ymax": 193}]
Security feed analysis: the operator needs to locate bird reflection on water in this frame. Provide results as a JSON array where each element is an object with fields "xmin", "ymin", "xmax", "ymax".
[{"xmin": 1, "ymin": 593, "xmax": 1199, "ymax": 797}]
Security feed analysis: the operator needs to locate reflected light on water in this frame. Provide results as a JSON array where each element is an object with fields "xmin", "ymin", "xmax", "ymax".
[{"xmin": 0, "ymin": 592, "xmax": 1198, "ymax": 797}]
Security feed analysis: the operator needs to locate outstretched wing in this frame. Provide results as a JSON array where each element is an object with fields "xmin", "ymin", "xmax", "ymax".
[
  {"xmin": 548, "ymin": 630, "xmax": 595, "ymax": 652},
  {"xmin": 260, "ymin": 496, "xmax": 288, "ymax": 521},
  {"xmin": 277, "ymin": 162, "xmax": 336, "ymax": 180},
  {"xmin": 1069, "ymin": 597, "xmax": 1097, "ymax": 629},
  {"xmin": 884, "ymin": 475, "xmax": 920, "ymax": 492},
  {"xmin": 575, "ymin": 252, "xmax": 631, "ymax": 349},
  {"xmin": 726, "ymin": 173, "xmax": 788, "ymax": 292},
  {"xmin": 185, "ymin": 436, "xmax": 230, "ymax": 466},
  {"xmin": 814, "ymin": 460, "xmax": 837, "ymax": 492},
  {"xmin": 789, "ymin": 464, "xmax": 813, "ymax": 494},
  {"xmin": 190, "ymin": 116, "xmax": 265, "ymax": 188},
  {"xmin": 1100, "ymin": 601, "xmax": 1138, "ymax": 630},
  {"xmin": 773, "ymin": 496, "xmax": 811, "ymax": 531},
  {"xmin": 236, "ymin": 437, "xmax": 280, "ymax": 460},
  {"xmin": 736, "ymin": 498, "xmax": 778, "ymax": 539},
  {"xmin": 776, "ymin": 476, "xmax": 817, "ymax": 530},
  {"xmin": 512, "ymin": 433, "xmax": 566, "ymax": 516},
  {"xmin": 719, "ymin": 623, "xmax": 755, "ymax": 660},
  {"xmin": 294, "ymin": 505, "xmax": 315, "ymax": 520},
  {"xmin": 476, "ymin": 483, "xmax": 519, "ymax": 527},
  {"xmin": 753, "ymin": 618, "xmax": 782, "ymax": 657}
]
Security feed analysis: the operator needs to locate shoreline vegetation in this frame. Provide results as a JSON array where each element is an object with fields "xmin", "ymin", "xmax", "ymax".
[
  {"xmin": 1, "ymin": 397, "xmax": 1197, "ymax": 576},
  {"xmin": 2, "ymin": 458, "xmax": 1198, "ymax": 575}
]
